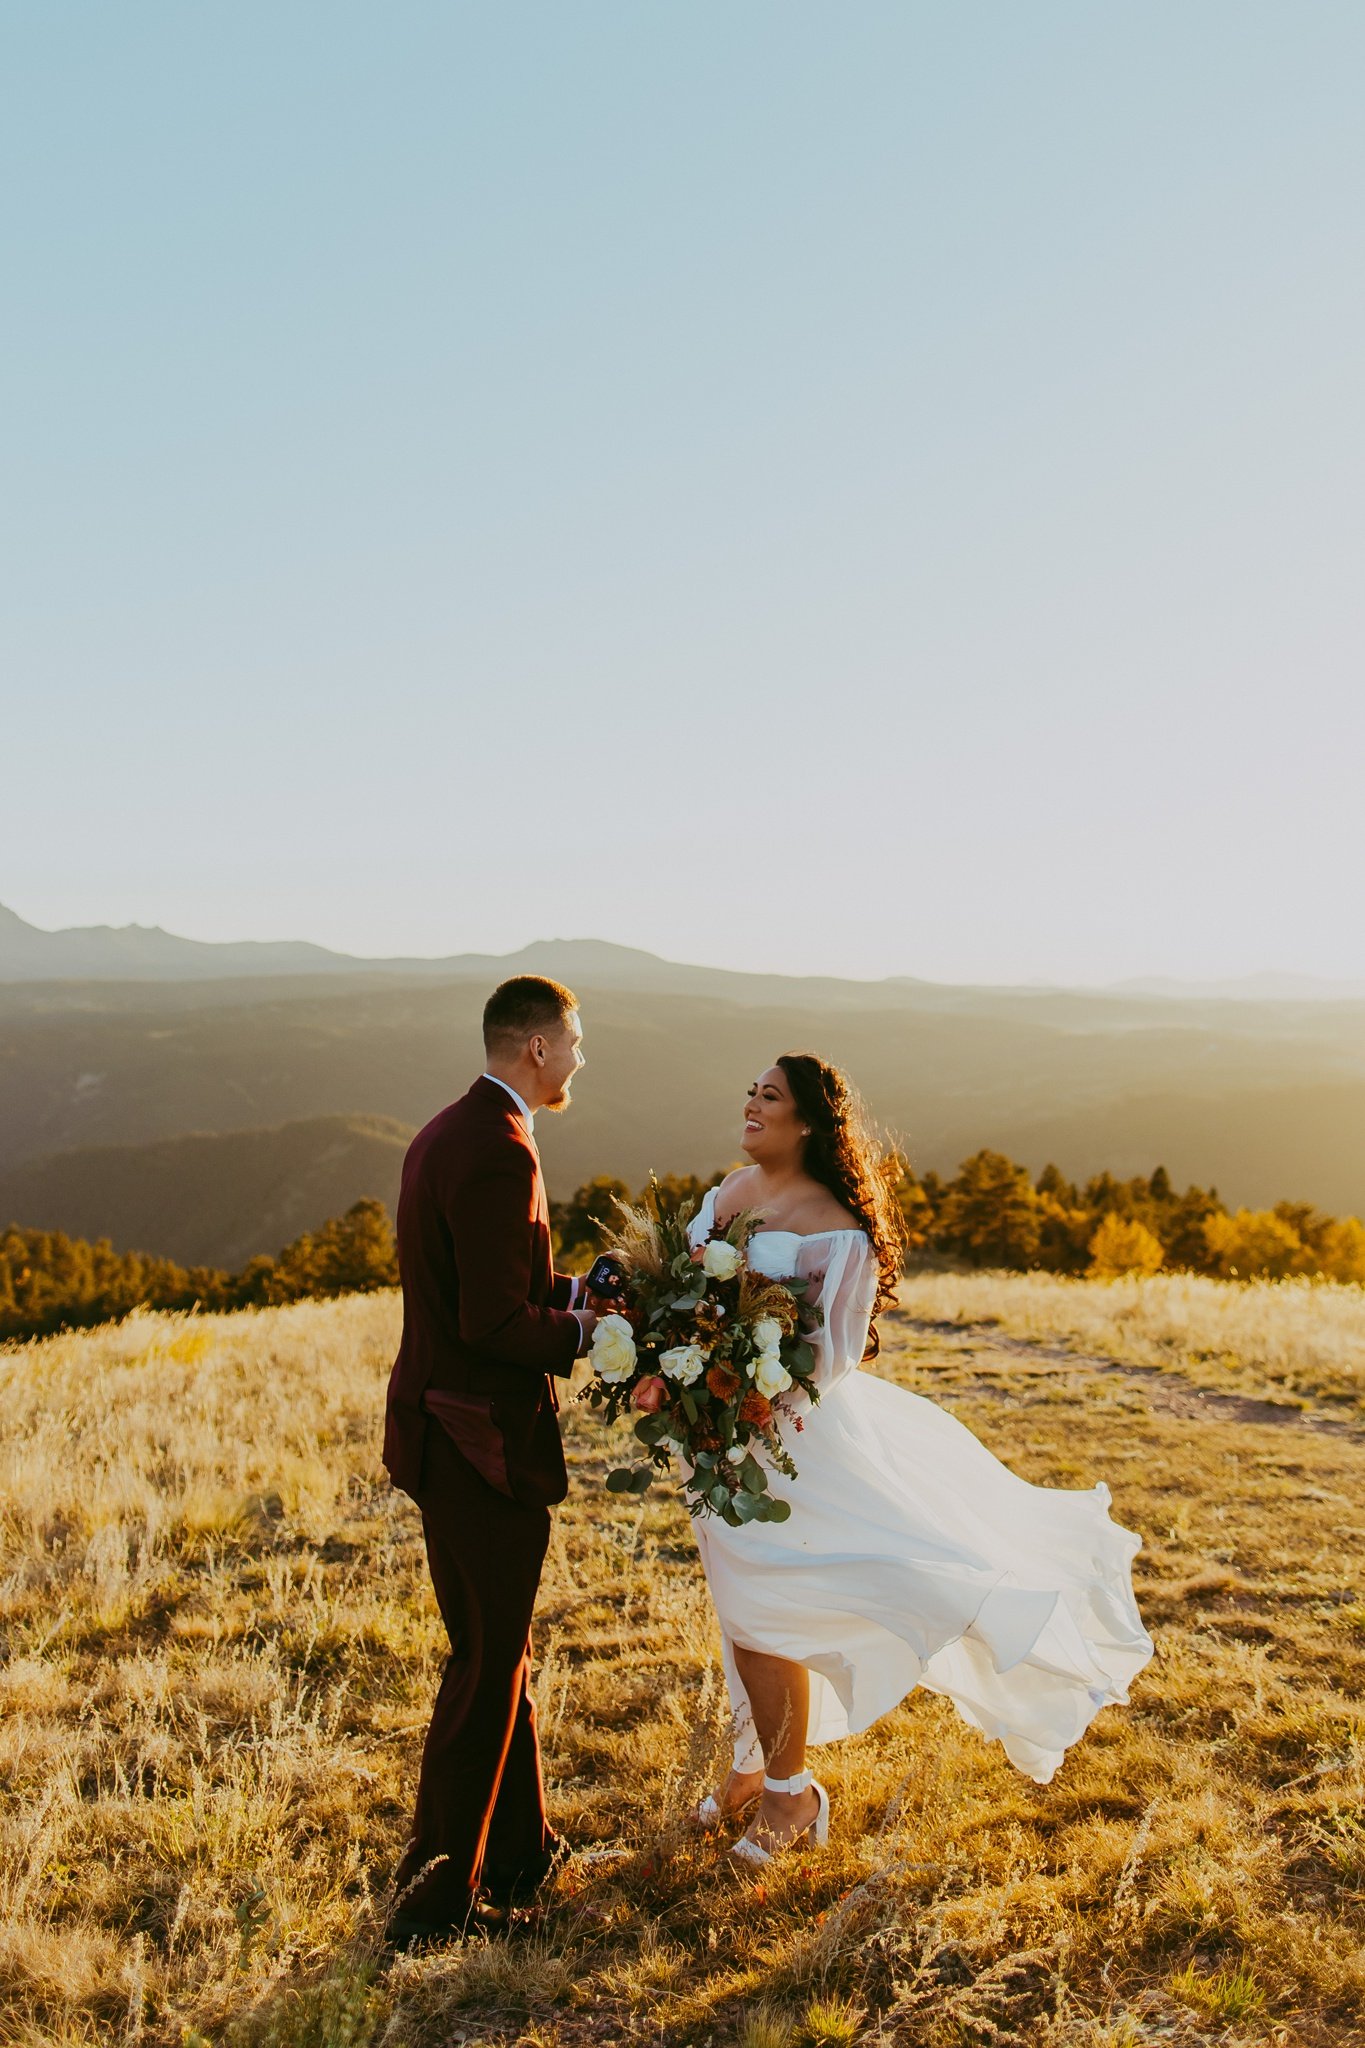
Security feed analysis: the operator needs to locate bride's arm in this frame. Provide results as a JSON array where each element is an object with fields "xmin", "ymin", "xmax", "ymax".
[
  {"xmin": 686, "ymin": 1183, "xmax": 719, "ymax": 1247},
  {"xmin": 794, "ymin": 1233, "xmax": 878, "ymax": 1394}
]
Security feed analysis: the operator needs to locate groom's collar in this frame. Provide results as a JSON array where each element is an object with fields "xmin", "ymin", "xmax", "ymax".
[{"xmin": 481, "ymin": 1071, "xmax": 535, "ymax": 1131}]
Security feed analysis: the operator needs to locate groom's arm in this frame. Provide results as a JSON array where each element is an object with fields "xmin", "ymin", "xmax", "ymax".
[
  {"xmin": 549, "ymin": 1271, "xmax": 581, "ymax": 1311},
  {"xmin": 449, "ymin": 1152, "xmax": 584, "ymax": 1377}
]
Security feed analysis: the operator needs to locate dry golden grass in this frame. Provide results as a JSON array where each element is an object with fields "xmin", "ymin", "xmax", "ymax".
[
  {"xmin": 1, "ymin": 1277, "xmax": 1362, "ymax": 2046},
  {"xmin": 899, "ymin": 1266, "xmax": 1365, "ymax": 1416}
]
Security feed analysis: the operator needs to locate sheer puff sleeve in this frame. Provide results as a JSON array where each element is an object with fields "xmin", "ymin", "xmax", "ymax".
[{"xmin": 793, "ymin": 1231, "xmax": 878, "ymax": 1395}]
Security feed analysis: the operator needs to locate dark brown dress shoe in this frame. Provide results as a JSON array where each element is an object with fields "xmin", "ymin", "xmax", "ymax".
[
  {"xmin": 383, "ymin": 1911, "xmax": 460, "ymax": 1954},
  {"xmin": 481, "ymin": 1833, "xmax": 568, "ymax": 1911},
  {"xmin": 383, "ymin": 1897, "xmax": 509, "ymax": 1952}
]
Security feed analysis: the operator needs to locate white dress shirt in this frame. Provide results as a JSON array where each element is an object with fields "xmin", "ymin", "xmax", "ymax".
[{"xmin": 481, "ymin": 1071, "xmax": 535, "ymax": 1129}]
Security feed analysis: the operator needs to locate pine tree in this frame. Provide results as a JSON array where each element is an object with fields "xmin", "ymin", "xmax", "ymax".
[
  {"xmin": 309, "ymin": 1199, "xmax": 398, "ymax": 1294},
  {"xmin": 935, "ymin": 1151, "xmax": 1042, "ymax": 1268},
  {"xmin": 1036, "ymin": 1162, "xmax": 1077, "ymax": 1204},
  {"xmin": 554, "ymin": 1177, "xmax": 632, "ymax": 1261},
  {"xmin": 1035, "ymin": 1193, "xmax": 1093, "ymax": 1272}
]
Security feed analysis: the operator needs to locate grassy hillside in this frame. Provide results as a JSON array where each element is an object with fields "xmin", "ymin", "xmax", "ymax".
[
  {"xmin": 3, "ymin": 973, "xmax": 1365, "ymax": 1218},
  {"xmin": 0, "ymin": 1114, "xmax": 413, "ymax": 1267},
  {"xmin": 1, "ymin": 1277, "xmax": 1362, "ymax": 2044}
]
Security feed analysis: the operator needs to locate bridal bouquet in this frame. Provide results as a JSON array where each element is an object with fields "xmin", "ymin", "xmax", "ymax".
[{"xmin": 582, "ymin": 1185, "xmax": 820, "ymax": 1527}]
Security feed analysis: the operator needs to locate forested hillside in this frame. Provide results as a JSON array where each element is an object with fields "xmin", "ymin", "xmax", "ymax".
[{"xmin": 0, "ymin": 1113, "xmax": 411, "ymax": 1268}]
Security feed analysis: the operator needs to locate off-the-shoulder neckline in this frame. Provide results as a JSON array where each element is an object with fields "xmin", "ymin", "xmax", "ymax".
[
  {"xmin": 748, "ymin": 1224, "xmax": 867, "ymax": 1243},
  {"xmin": 701, "ymin": 1185, "xmax": 867, "ymax": 1245}
]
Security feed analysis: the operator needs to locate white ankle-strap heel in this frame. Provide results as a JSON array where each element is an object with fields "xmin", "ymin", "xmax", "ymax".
[{"xmin": 728, "ymin": 1774, "xmax": 830, "ymax": 1868}]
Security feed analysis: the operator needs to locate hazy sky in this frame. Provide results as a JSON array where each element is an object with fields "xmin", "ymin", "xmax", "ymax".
[{"xmin": 4, "ymin": 4, "xmax": 1362, "ymax": 985}]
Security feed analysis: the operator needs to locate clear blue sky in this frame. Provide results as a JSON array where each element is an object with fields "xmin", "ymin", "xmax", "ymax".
[{"xmin": 4, "ymin": 4, "xmax": 1362, "ymax": 984}]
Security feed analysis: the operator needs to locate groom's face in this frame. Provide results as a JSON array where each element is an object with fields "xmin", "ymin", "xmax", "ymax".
[{"xmin": 537, "ymin": 1008, "xmax": 585, "ymax": 1113}]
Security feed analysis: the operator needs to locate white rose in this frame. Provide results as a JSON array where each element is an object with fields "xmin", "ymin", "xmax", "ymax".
[
  {"xmin": 591, "ymin": 1313, "xmax": 637, "ymax": 1384},
  {"xmin": 702, "ymin": 1239, "xmax": 742, "ymax": 1281},
  {"xmin": 752, "ymin": 1316, "xmax": 784, "ymax": 1355},
  {"xmin": 659, "ymin": 1342, "xmax": 706, "ymax": 1386},
  {"xmin": 753, "ymin": 1351, "xmax": 793, "ymax": 1398},
  {"xmin": 726, "ymin": 1442, "xmax": 748, "ymax": 1464}
]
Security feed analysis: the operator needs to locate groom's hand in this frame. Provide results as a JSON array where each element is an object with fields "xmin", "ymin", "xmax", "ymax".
[{"xmin": 572, "ymin": 1306, "xmax": 599, "ymax": 1354}]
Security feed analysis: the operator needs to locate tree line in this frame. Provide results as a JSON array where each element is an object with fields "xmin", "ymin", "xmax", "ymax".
[
  {"xmin": 551, "ymin": 1154, "xmax": 1365, "ymax": 1286},
  {"xmin": 0, "ymin": 1199, "xmax": 398, "ymax": 1343},
  {"xmin": 3, "ymin": 1151, "xmax": 1363, "ymax": 1345}
]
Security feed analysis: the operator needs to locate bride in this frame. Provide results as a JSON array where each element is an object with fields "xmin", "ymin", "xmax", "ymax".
[{"xmin": 683, "ymin": 1053, "xmax": 1153, "ymax": 1867}]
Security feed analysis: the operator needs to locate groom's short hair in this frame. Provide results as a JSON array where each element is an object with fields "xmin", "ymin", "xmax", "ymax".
[{"xmin": 482, "ymin": 975, "xmax": 578, "ymax": 1055}]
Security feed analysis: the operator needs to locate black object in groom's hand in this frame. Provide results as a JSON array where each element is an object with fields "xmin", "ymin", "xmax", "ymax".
[{"xmin": 584, "ymin": 1253, "xmax": 628, "ymax": 1306}]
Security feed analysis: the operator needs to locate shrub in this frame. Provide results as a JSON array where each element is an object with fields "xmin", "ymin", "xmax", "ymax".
[
  {"xmin": 1202, "ymin": 1207, "xmax": 1306, "ymax": 1280},
  {"xmin": 1088, "ymin": 1213, "xmax": 1166, "ymax": 1279}
]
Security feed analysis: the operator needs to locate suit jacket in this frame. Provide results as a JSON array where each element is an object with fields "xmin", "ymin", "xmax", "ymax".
[{"xmin": 383, "ymin": 1077, "xmax": 581, "ymax": 1508}]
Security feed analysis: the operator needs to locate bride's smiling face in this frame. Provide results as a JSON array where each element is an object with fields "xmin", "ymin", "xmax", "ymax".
[{"xmin": 741, "ymin": 1065, "xmax": 807, "ymax": 1165}]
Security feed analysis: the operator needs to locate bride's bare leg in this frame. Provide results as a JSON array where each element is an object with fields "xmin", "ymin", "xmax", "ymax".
[{"xmin": 732, "ymin": 1644, "xmax": 821, "ymax": 1845}]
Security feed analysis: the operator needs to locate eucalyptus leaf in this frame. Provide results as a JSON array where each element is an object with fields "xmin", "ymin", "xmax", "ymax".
[
  {"xmin": 732, "ymin": 1489, "xmax": 761, "ymax": 1522},
  {"xmin": 740, "ymin": 1458, "xmax": 765, "ymax": 1495},
  {"xmin": 766, "ymin": 1497, "xmax": 792, "ymax": 1522},
  {"xmin": 605, "ymin": 1468, "xmax": 635, "ymax": 1493},
  {"xmin": 709, "ymin": 1482, "xmax": 732, "ymax": 1512},
  {"xmin": 628, "ymin": 1466, "xmax": 653, "ymax": 1494}
]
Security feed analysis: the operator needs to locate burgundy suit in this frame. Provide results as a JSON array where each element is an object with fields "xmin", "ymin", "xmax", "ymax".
[{"xmin": 384, "ymin": 1076, "xmax": 581, "ymax": 1920}]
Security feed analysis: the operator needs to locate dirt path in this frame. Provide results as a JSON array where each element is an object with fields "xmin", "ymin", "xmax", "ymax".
[{"xmin": 889, "ymin": 1312, "xmax": 1363, "ymax": 1441}]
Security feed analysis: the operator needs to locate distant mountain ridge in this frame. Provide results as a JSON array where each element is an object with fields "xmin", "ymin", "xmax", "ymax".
[
  {"xmin": 0, "ymin": 902, "xmax": 936, "ymax": 1006},
  {"xmin": 0, "ymin": 901, "xmax": 356, "ymax": 981},
  {"xmin": 5, "ymin": 902, "xmax": 1362, "ymax": 1002},
  {"xmin": 1112, "ymin": 971, "xmax": 1365, "ymax": 1001}
]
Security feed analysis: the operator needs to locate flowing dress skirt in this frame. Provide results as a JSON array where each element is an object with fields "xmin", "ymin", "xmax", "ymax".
[{"xmin": 692, "ymin": 1365, "xmax": 1153, "ymax": 1784}]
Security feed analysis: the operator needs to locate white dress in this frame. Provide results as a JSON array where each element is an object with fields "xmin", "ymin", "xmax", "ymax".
[{"xmin": 686, "ymin": 1187, "xmax": 1153, "ymax": 1785}]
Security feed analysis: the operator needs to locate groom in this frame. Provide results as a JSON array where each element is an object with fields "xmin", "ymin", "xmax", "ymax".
[{"xmin": 382, "ymin": 975, "xmax": 598, "ymax": 1947}]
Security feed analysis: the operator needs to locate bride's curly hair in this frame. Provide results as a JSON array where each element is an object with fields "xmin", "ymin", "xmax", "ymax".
[{"xmin": 776, "ymin": 1052, "xmax": 908, "ymax": 1356}]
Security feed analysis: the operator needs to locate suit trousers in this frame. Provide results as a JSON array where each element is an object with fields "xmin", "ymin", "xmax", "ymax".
[{"xmin": 392, "ymin": 1416, "xmax": 555, "ymax": 1921}]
